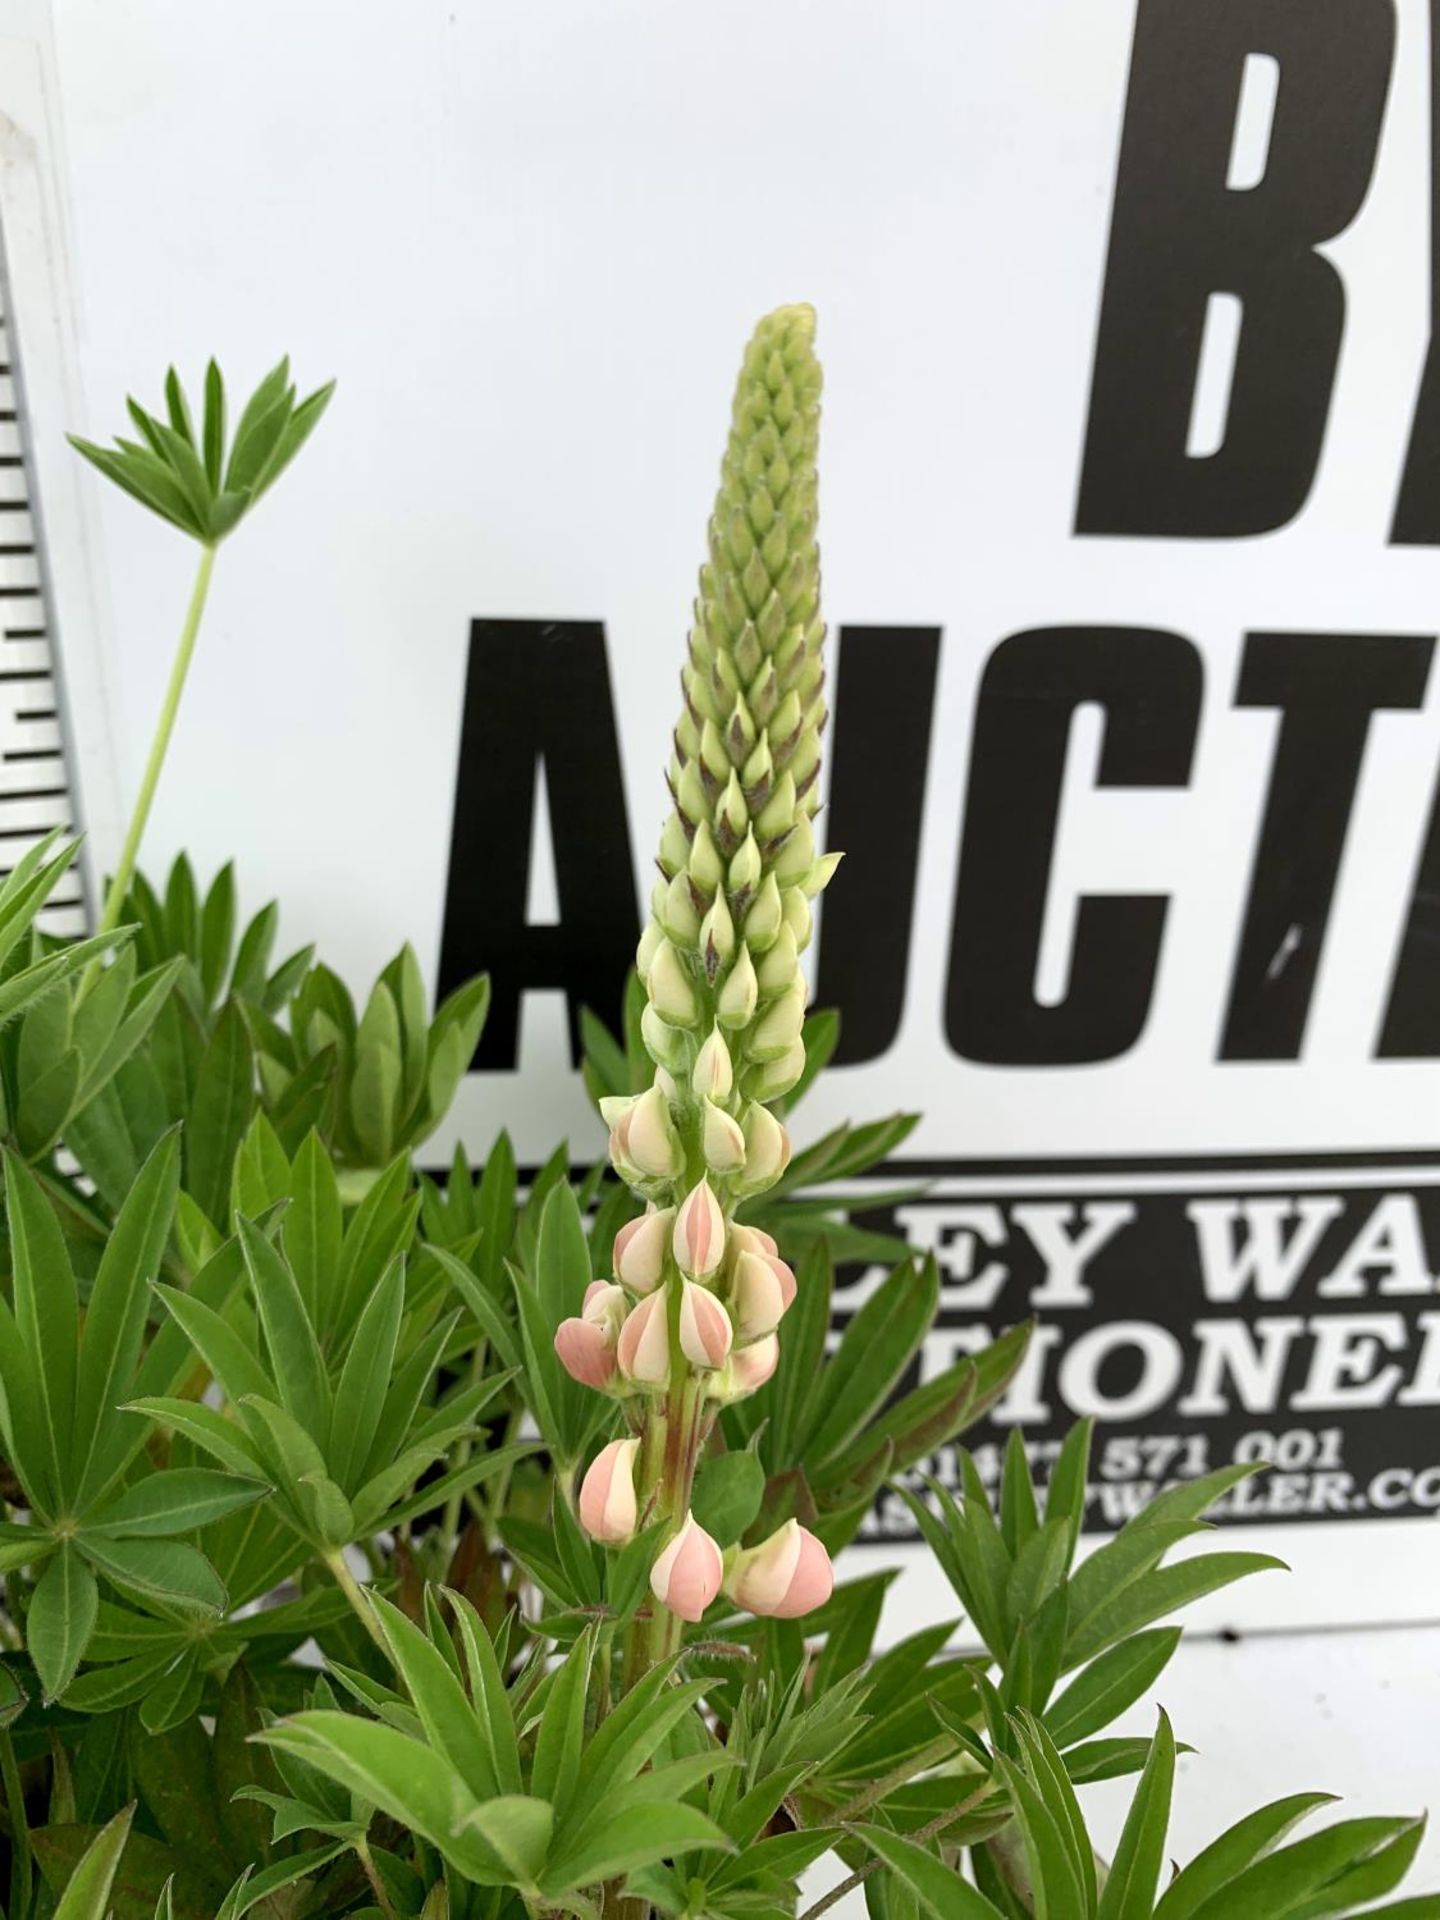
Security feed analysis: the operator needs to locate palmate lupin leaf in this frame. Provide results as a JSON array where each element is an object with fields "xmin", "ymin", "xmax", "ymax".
[{"xmin": 69, "ymin": 357, "xmax": 334, "ymax": 543}]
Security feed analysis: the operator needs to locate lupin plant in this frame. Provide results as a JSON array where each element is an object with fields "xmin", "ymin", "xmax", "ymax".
[
  {"xmin": 0, "ymin": 310, "xmax": 1427, "ymax": 1920},
  {"xmin": 553, "ymin": 306, "xmax": 840, "ymax": 1667}
]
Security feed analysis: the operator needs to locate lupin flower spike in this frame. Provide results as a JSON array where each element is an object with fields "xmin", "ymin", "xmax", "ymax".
[{"xmin": 724, "ymin": 1518, "xmax": 834, "ymax": 1619}]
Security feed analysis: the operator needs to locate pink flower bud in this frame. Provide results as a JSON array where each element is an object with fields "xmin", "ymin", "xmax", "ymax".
[
  {"xmin": 730, "ymin": 1224, "xmax": 779, "ymax": 1261},
  {"xmin": 583, "ymin": 1280, "xmax": 627, "ymax": 1336},
  {"xmin": 616, "ymin": 1289, "xmax": 671, "ymax": 1387},
  {"xmin": 725, "ymin": 1519, "xmax": 834, "ymax": 1620},
  {"xmin": 732, "ymin": 1249, "xmax": 796, "ymax": 1343},
  {"xmin": 673, "ymin": 1178, "xmax": 726, "ymax": 1278},
  {"xmin": 728, "ymin": 1333, "xmax": 780, "ymax": 1395},
  {"xmin": 554, "ymin": 1317, "xmax": 617, "ymax": 1390},
  {"xmin": 649, "ymin": 1511, "xmax": 724, "ymax": 1622},
  {"xmin": 678, "ymin": 1280, "xmax": 733, "ymax": 1370},
  {"xmin": 578, "ymin": 1437, "xmax": 641, "ymax": 1544},
  {"xmin": 613, "ymin": 1208, "xmax": 674, "ymax": 1295}
]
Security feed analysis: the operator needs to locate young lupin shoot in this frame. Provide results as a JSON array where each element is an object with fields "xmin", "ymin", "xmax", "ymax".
[{"xmin": 553, "ymin": 305, "xmax": 837, "ymax": 1646}]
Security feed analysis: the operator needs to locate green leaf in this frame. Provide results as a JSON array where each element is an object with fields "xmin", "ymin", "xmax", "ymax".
[
  {"xmin": 72, "ymin": 1132, "xmax": 182, "ymax": 1507},
  {"xmin": 237, "ymin": 1217, "xmax": 330, "ymax": 1444},
  {"xmin": 531, "ymin": 1627, "xmax": 595, "ymax": 1821},
  {"xmin": 855, "ymin": 1826, "xmax": 1002, "ymax": 1917},
  {"xmin": 445, "ymin": 1588, "xmax": 523, "ymax": 1795},
  {"xmin": 800, "ymin": 1256, "xmax": 938, "ymax": 1469},
  {"xmin": 283, "ymin": 1130, "xmax": 342, "ymax": 1318},
  {"xmin": 82, "ymin": 1536, "xmax": 225, "ymax": 1614},
  {"xmin": 201, "ymin": 361, "xmax": 226, "ymax": 491},
  {"xmin": 454, "ymin": 1797, "xmax": 555, "ymax": 1891},
  {"xmin": 692, "ymin": 1449, "xmax": 765, "ymax": 1546},
  {"xmin": 185, "ymin": 1003, "xmax": 254, "ymax": 1228},
  {"xmin": 52, "ymin": 1804, "xmax": 135, "ymax": 1920},
  {"xmin": 6, "ymin": 1146, "xmax": 79, "ymax": 1508},
  {"xmin": 367, "ymin": 1591, "xmax": 499, "ymax": 1800},
  {"xmin": 1046, "ymin": 1629, "xmax": 1182, "ymax": 1750},
  {"xmin": 1185, "ymin": 1816, "xmax": 1428, "ymax": 1920},
  {"xmin": 1096, "ymin": 1712, "xmax": 1175, "ymax": 1920},
  {"xmin": 542, "ymin": 1802, "xmax": 731, "ymax": 1896},
  {"xmin": 29, "ymin": 1544, "xmax": 99, "ymax": 1700},
  {"xmin": 1065, "ymin": 1553, "xmax": 1286, "ymax": 1672},
  {"xmin": 1155, "ymin": 1795, "xmax": 1338, "ymax": 1920},
  {"xmin": 329, "ymin": 1260, "xmax": 404, "ymax": 1491},
  {"xmin": 86, "ymin": 1468, "xmax": 267, "ymax": 1537}
]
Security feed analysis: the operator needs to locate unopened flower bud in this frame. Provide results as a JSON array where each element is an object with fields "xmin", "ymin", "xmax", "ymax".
[
  {"xmin": 583, "ymin": 1279, "xmax": 628, "ymax": 1337},
  {"xmin": 613, "ymin": 1208, "xmax": 674, "ymax": 1294},
  {"xmin": 745, "ymin": 1040, "xmax": 808, "ymax": 1103},
  {"xmin": 750, "ymin": 978, "xmax": 806, "ymax": 1062},
  {"xmin": 688, "ymin": 821, "xmax": 724, "ymax": 896},
  {"xmin": 691, "ymin": 1027, "xmax": 734, "ymax": 1100},
  {"xmin": 702, "ymin": 1100, "xmax": 747, "ymax": 1174},
  {"xmin": 641, "ymin": 1002, "xmax": 690, "ymax": 1074},
  {"xmin": 662, "ymin": 872, "xmax": 702, "ymax": 943},
  {"xmin": 724, "ymin": 1519, "xmax": 834, "ymax": 1619},
  {"xmin": 659, "ymin": 811, "xmax": 691, "ymax": 879},
  {"xmin": 745, "ymin": 874, "xmax": 783, "ymax": 952},
  {"xmin": 756, "ymin": 770, "xmax": 798, "ymax": 841},
  {"xmin": 676, "ymin": 758, "xmax": 708, "ymax": 826},
  {"xmin": 772, "ymin": 814, "xmax": 816, "ymax": 885},
  {"xmin": 648, "ymin": 939, "xmax": 698, "ymax": 1026},
  {"xmin": 616, "ymin": 1290, "xmax": 671, "ymax": 1387},
  {"xmin": 699, "ymin": 893, "xmax": 736, "ymax": 973},
  {"xmin": 678, "ymin": 1280, "xmax": 734, "ymax": 1369},
  {"xmin": 730, "ymin": 1223, "xmax": 779, "ymax": 1261},
  {"xmin": 717, "ymin": 948, "xmax": 759, "ymax": 1029},
  {"xmin": 804, "ymin": 850, "xmax": 843, "ymax": 899},
  {"xmin": 719, "ymin": 772, "xmax": 748, "ymax": 844},
  {"xmin": 650, "ymin": 1511, "xmax": 724, "ymax": 1622},
  {"xmin": 736, "ymin": 1104, "xmax": 792, "ymax": 1194},
  {"xmin": 554, "ymin": 1310, "xmax": 619, "ymax": 1390},
  {"xmin": 636, "ymin": 919, "xmax": 664, "ymax": 975},
  {"xmin": 610, "ymin": 1083, "xmax": 682, "ymax": 1181},
  {"xmin": 729, "ymin": 831, "xmax": 762, "ymax": 894},
  {"xmin": 710, "ymin": 1332, "xmax": 780, "ymax": 1401},
  {"xmin": 755, "ymin": 925, "xmax": 799, "ymax": 997},
  {"xmin": 732, "ymin": 1248, "xmax": 796, "ymax": 1342},
  {"xmin": 578, "ymin": 1437, "xmax": 641, "ymax": 1544},
  {"xmin": 781, "ymin": 886, "xmax": 812, "ymax": 952},
  {"xmin": 673, "ymin": 1179, "xmax": 727, "ymax": 1278}
]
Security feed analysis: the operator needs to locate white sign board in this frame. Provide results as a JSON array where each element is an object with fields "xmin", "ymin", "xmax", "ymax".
[{"xmin": 10, "ymin": 0, "xmax": 1440, "ymax": 1626}]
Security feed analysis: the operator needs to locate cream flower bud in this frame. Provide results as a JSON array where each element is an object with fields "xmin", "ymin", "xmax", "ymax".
[
  {"xmin": 673, "ymin": 1178, "xmax": 726, "ymax": 1278},
  {"xmin": 805, "ymin": 851, "xmax": 843, "ymax": 899},
  {"xmin": 648, "ymin": 939, "xmax": 698, "ymax": 1026},
  {"xmin": 578, "ymin": 1437, "xmax": 641, "ymax": 1544},
  {"xmin": 730, "ymin": 1223, "xmax": 779, "ymax": 1261},
  {"xmin": 611, "ymin": 1083, "xmax": 682, "ymax": 1180},
  {"xmin": 745, "ymin": 1040, "xmax": 808, "ymax": 1103},
  {"xmin": 641, "ymin": 1002, "xmax": 690, "ymax": 1075},
  {"xmin": 732, "ymin": 1248, "xmax": 796, "ymax": 1343},
  {"xmin": 781, "ymin": 886, "xmax": 812, "ymax": 952},
  {"xmin": 724, "ymin": 1519, "xmax": 834, "ymax": 1620},
  {"xmin": 702, "ymin": 1100, "xmax": 747, "ymax": 1174},
  {"xmin": 717, "ymin": 947, "xmax": 759, "ymax": 1029},
  {"xmin": 616, "ymin": 1290, "xmax": 671, "ymax": 1387},
  {"xmin": 755, "ymin": 925, "xmax": 799, "ymax": 996},
  {"xmin": 613, "ymin": 1208, "xmax": 674, "ymax": 1294},
  {"xmin": 649, "ymin": 1511, "xmax": 724, "ymax": 1622},
  {"xmin": 659, "ymin": 811, "xmax": 691, "ymax": 878},
  {"xmin": 583, "ymin": 1279, "xmax": 628, "ymax": 1337},
  {"xmin": 729, "ymin": 830, "xmax": 762, "ymax": 893},
  {"xmin": 554, "ymin": 1315, "xmax": 618, "ymax": 1390},
  {"xmin": 750, "ymin": 979, "xmax": 806, "ymax": 1062},
  {"xmin": 756, "ymin": 770, "xmax": 799, "ymax": 842},
  {"xmin": 736, "ymin": 1104, "xmax": 792, "ymax": 1194},
  {"xmin": 772, "ymin": 814, "xmax": 816, "ymax": 885},
  {"xmin": 744, "ymin": 873, "xmax": 783, "ymax": 952},
  {"xmin": 719, "ymin": 771, "xmax": 748, "ymax": 844},
  {"xmin": 678, "ymin": 1279, "xmax": 734, "ymax": 1369},
  {"xmin": 699, "ymin": 892, "xmax": 736, "ymax": 973},
  {"xmin": 636, "ymin": 919, "xmax": 664, "ymax": 975},
  {"xmin": 688, "ymin": 821, "xmax": 724, "ymax": 896},
  {"xmin": 662, "ymin": 872, "xmax": 702, "ymax": 943},
  {"xmin": 691, "ymin": 1027, "xmax": 734, "ymax": 1101}
]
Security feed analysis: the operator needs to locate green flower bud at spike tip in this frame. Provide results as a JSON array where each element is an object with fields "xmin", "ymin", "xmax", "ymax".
[{"xmin": 630, "ymin": 305, "xmax": 836, "ymax": 1108}]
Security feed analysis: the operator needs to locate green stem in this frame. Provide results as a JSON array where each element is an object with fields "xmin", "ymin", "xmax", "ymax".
[
  {"xmin": 355, "ymin": 1835, "xmax": 398, "ymax": 1920},
  {"xmin": 324, "ymin": 1549, "xmax": 390, "ymax": 1658},
  {"xmin": 84, "ymin": 541, "xmax": 216, "ymax": 988},
  {"xmin": 796, "ymin": 1783, "xmax": 992, "ymax": 1920},
  {"xmin": 442, "ymin": 1340, "xmax": 487, "ymax": 1550},
  {"xmin": 0, "ymin": 1729, "xmax": 29, "ymax": 1920}
]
